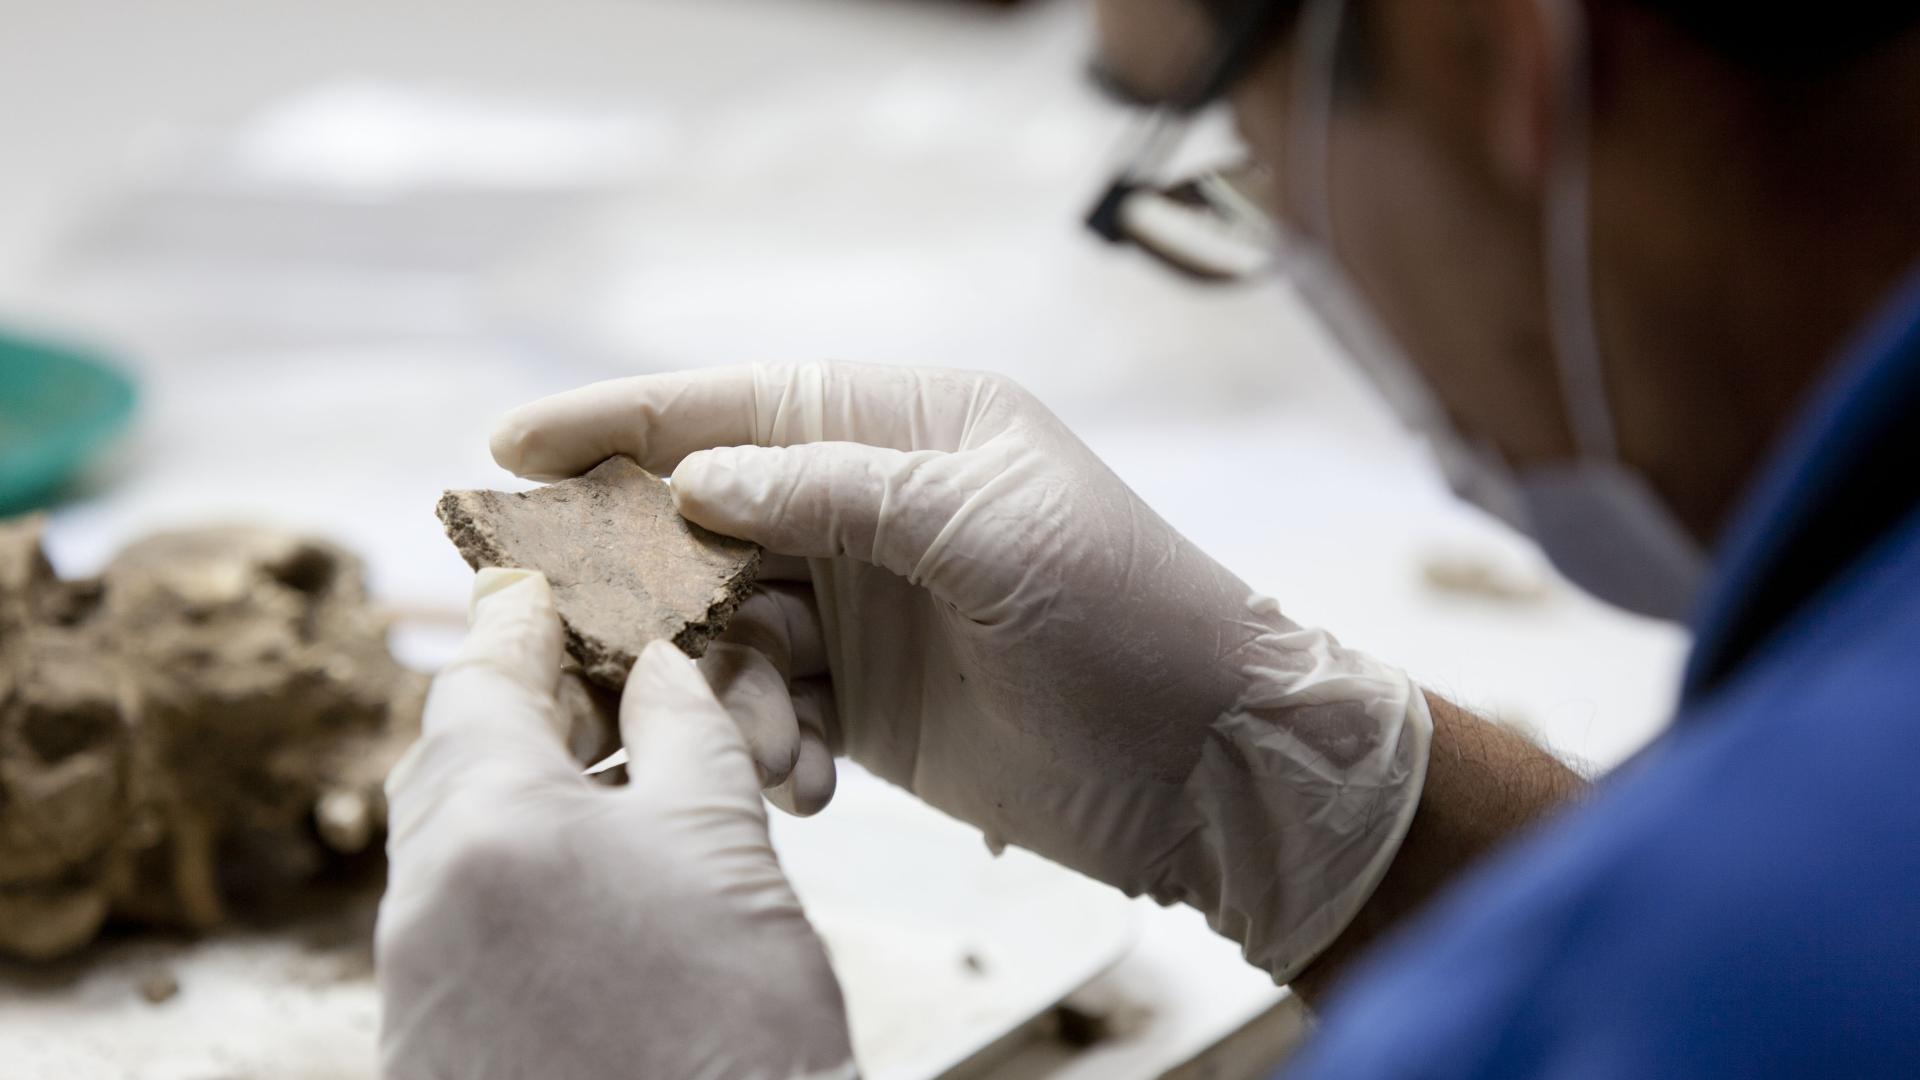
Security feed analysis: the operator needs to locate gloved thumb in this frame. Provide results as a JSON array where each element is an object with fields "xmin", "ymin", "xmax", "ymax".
[
  {"xmin": 425, "ymin": 568, "xmax": 567, "ymax": 745},
  {"xmin": 390, "ymin": 568, "xmax": 576, "ymax": 830},
  {"xmin": 619, "ymin": 639, "xmax": 764, "ymax": 805}
]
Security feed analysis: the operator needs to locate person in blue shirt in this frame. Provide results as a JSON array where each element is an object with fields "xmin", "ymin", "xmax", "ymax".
[{"xmin": 371, "ymin": 2, "xmax": 1920, "ymax": 1077}]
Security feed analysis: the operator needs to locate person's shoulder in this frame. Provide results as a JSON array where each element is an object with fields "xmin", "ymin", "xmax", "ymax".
[
  {"xmin": 1288, "ymin": 527, "xmax": 1920, "ymax": 1079},
  {"xmin": 1703, "ymin": 496, "xmax": 1920, "ymax": 725}
]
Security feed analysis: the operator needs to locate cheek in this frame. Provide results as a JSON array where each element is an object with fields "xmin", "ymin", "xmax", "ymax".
[{"xmin": 1325, "ymin": 114, "xmax": 1571, "ymax": 460}]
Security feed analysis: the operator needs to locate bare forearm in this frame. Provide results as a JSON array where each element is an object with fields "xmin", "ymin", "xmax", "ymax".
[{"xmin": 1291, "ymin": 693, "xmax": 1588, "ymax": 1003}]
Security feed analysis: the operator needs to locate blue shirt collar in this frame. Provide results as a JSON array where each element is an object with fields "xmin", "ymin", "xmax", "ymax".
[{"xmin": 1683, "ymin": 262, "xmax": 1920, "ymax": 702}]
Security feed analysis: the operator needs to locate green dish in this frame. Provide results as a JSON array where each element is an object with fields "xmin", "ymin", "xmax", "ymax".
[{"xmin": 0, "ymin": 332, "xmax": 138, "ymax": 516}]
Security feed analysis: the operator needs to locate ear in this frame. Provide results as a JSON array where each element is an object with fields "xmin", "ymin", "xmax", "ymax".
[{"xmin": 1483, "ymin": 0, "xmax": 1578, "ymax": 191}]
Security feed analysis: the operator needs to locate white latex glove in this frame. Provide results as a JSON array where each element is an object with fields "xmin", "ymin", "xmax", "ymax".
[
  {"xmin": 376, "ymin": 568, "xmax": 854, "ymax": 1080},
  {"xmin": 493, "ymin": 362, "xmax": 1434, "ymax": 982}
]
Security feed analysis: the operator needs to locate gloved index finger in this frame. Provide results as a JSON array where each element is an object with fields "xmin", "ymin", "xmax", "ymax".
[{"xmin": 490, "ymin": 361, "xmax": 1009, "ymax": 481}]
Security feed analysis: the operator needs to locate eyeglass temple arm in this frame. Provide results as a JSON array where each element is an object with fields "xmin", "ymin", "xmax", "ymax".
[{"xmin": 1084, "ymin": 0, "xmax": 1300, "ymax": 244}]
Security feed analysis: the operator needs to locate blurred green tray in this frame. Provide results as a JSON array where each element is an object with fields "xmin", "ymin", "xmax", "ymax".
[{"xmin": 0, "ymin": 332, "xmax": 137, "ymax": 516}]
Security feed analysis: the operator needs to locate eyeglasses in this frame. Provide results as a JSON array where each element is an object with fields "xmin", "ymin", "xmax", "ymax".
[
  {"xmin": 1081, "ymin": 0, "xmax": 1300, "ymax": 283},
  {"xmin": 1086, "ymin": 147, "xmax": 1278, "ymax": 282}
]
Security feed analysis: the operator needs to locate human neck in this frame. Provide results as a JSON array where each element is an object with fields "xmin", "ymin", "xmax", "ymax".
[{"xmin": 1593, "ymin": 24, "xmax": 1920, "ymax": 544}]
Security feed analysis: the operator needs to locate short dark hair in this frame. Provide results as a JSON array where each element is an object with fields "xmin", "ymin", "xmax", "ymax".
[
  {"xmin": 1195, "ymin": 0, "xmax": 1920, "ymax": 78},
  {"xmin": 1648, "ymin": 5, "xmax": 1920, "ymax": 73}
]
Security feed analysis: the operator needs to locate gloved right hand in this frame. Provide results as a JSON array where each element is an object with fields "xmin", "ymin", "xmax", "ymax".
[{"xmin": 492, "ymin": 362, "xmax": 1433, "ymax": 982}]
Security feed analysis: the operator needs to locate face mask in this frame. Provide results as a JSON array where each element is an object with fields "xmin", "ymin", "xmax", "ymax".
[{"xmin": 1282, "ymin": 0, "xmax": 1705, "ymax": 621}]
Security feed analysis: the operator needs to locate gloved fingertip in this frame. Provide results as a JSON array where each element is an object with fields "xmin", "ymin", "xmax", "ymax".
[
  {"xmin": 626, "ymin": 638, "xmax": 704, "ymax": 700},
  {"xmin": 784, "ymin": 739, "xmax": 837, "ymax": 817},
  {"xmin": 638, "ymin": 635, "xmax": 691, "ymax": 669},
  {"xmin": 487, "ymin": 408, "xmax": 544, "ymax": 476},
  {"xmin": 763, "ymin": 782, "xmax": 801, "ymax": 817},
  {"xmin": 468, "ymin": 567, "xmax": 551, "ymax": 624},
  {"xmin": 751, "ymin": 736, "xmax": 801, "ymax": 790},
  {"xmin": 669, "ymin": 447, "xmax": 738, "ymax": 506}
]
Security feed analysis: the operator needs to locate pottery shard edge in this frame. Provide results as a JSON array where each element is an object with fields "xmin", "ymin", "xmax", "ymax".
[{"xmin": 435, "ymin": 456, "xmax": 761, "ymax": 688}]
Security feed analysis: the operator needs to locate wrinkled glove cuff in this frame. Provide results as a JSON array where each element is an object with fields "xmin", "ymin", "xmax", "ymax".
[{"xmin": 1161, "ymin": 595, "xmax": 1434, "ymax": 984}]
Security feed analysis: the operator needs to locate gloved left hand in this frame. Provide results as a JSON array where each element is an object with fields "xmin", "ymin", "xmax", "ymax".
[{"xmin": 375, "ymin": 568, "xmax": 855, "ymax": 1080}]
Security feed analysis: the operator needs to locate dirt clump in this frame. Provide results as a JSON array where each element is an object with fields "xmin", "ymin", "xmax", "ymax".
[{"xmin": 0, "ymin": 519, "xmax": 422, "ymax": 960}]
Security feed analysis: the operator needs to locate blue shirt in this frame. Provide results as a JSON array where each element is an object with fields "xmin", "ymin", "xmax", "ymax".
[{"xmin": 1288, "ymin": 267, "xmax": 1920, "ymax": 1078}]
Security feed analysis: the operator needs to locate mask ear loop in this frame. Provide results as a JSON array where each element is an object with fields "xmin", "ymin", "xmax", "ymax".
[
  {"xmin": 1539, "ymin": 0, "xmax": 1621, "ymax": 462},
  {"xmin": 1283, "ymin": 0, "xmax": 1446, "ymax": 432},
  {"xmin": 1282, "ymin": 0, "xmax": 1537, "ymax": 527},
  {"xmin": 1289, "ymin": 0, "xmax": 1347, "ymax": 246}
]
